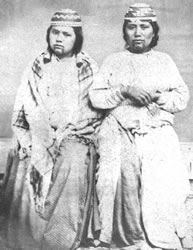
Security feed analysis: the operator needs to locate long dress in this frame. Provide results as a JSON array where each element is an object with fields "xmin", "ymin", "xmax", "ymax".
[
  {"xmin": 0, "ymin": 50, "xmax": 101, "ymax": 250},
  {"xmin": 89, "ymin": 49, "xmax": 191, "ymax": 250}
]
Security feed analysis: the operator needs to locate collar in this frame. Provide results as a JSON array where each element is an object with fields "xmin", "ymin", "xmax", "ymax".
[
  {"xmin": 32, "ymin": 50, "xmax": 90, "ymax": 78},
  {"xmin": 42, "ymin": 50, "xmax": 87, "ymax": 68}
]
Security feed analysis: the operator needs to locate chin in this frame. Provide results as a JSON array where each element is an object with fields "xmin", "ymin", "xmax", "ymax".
[
  {"xmin": 134, "ymin": 45, "xmax": 143, "ymax": 50},
  {"xmin": 131, "ymin": 47, "xmax": 144, "ymax": 53},
  {"xmin": 54, "ymin": 50, "xmax": 65, "ymax": 58},
  {"xmin": 54, "ymin": 49, "xmax": 63, "ymax": 55}
]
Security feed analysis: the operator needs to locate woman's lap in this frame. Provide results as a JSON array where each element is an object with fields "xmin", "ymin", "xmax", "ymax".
[
  {"xmin": 96, "ymin": 124, "xmax": 190, "ymax": 249},
  {"xmin": 136, "ymin": 126, "xmax": 190, "ymax": 249},
  {"xmin": 1, "ymin": 139, "xmax": 97, "ymax": 250},
  {"xmin": 42, "ymin": 140, "xmax": 97, "ymax": 250}
]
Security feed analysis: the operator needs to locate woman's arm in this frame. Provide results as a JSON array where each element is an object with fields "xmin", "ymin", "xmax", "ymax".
[
  {"xmin": 89, "ymin": 73, "xmax": 125, "ymax": 109},
  {"xmin": 89, "ymin": 56, "xmax": 152, "ymax": 109},
  {"xmin": 89, "ymin": 55, "xmax": 128, "ymax": 109},
  {"xmin": 152, "ymin": 56, "xmax": 189, "ymax": 113}
]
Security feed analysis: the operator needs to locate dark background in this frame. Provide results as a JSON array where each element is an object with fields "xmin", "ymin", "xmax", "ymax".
[{"xmin": 0, "ymin": 0, "xmax": 193, "ymax": 141}]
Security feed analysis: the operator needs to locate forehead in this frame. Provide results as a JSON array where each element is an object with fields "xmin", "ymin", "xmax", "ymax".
[
  {"xmin": 51, "ymin": 25, "xmax": 75, "ymax": 34},
  {"xmin": 127, "ymin": 19, "xmax": 152, "ymax": 25}
]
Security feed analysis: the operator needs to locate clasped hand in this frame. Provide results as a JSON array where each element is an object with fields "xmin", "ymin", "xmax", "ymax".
[{"xmin": 121, "ymin": 85, "xmax": 161, "ymax": 106}]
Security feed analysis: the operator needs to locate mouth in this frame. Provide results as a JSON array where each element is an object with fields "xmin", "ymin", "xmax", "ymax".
[
  {"xmin": 54, "ymin": 45, "xmax": 64, "ymax": 49},
  {"xmin": 133, "ymin": 40, "xmax": 144, "ymax": 43}
]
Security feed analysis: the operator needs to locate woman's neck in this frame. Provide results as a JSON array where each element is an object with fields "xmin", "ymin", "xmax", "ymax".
[{"xmin": 127, "ymin": 47, "xmax": 151, "ymax": 54}]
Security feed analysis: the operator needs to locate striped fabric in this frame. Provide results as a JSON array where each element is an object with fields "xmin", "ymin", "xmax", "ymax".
[
  {"xmin": 50, "ymin": 9, "xmax": 82, "ymax": 27},
  {"xmin": 124, "ymin": 3, "xmax": 157, "ymax": 22},
  {"xmin": 13, "ymin": 105, "xmax": 29, "ymax": 130},
  {"xmin": 13, "ymin": 50, "xmax": 96, "ymax": 132}
]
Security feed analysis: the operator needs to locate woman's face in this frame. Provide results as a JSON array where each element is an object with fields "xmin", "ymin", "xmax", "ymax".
[
  {"xmin": 49, "ymin": 26, "xmax": 76, "ymax": 58},
  {"xmin": 125, "ymin": 20, "xmax": 154, "ymax": 53}
]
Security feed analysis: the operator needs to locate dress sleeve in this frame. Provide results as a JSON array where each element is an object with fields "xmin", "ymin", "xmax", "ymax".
[
  {"xmin": 12, "ymin": 66, "xmax": 32, "ymax": 155},
  {"xmin": 89, "ymin": 56, "xmax": 125, "ymax": 109},
  {"xmin": 156, "ymin": 55, "xmax": 189, "ymax": 113}
]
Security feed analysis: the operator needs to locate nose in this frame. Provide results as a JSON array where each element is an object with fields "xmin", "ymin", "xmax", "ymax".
[
  {"xmin": 135, "ymin": 26, "xmax": 142, "ymax": 36},
  {"xmin": 56, "ymin": 32, "xmax": 63, "ymax": 41}
]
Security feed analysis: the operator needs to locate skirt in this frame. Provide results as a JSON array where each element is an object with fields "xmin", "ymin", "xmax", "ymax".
[{"xmin": 0, "ymin": 137, "xmax": 98, "ymax": 250}]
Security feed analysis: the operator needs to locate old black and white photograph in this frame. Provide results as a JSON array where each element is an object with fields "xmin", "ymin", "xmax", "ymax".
[{"xmin": 0, "ymin": 0, "xmax": 193, "ymax": 250}]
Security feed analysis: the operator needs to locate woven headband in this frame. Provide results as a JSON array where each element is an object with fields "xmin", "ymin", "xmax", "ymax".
[
  {"xmin": 50, "ymin": 9, "xmax": 82, "ymax": 27},
  {"xmin": 124, "ymin": 3, "xmax": 157, "ymax": 22}
]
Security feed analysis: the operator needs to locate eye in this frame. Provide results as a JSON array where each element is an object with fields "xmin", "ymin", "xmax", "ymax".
[
  {"xmin": 51, "ymin": 29, "xmax": 59, "ymax": 35},
  {"xmin": 140, "ymin": 24, "xmax": 151, "ymax": 30},
  {"xmin": 127, "ymin": 25, "xmax": 136, "ymax": 30},
  {"xmin": 62, "ymin": 32, "xmax": 71, "ymax": 37}
]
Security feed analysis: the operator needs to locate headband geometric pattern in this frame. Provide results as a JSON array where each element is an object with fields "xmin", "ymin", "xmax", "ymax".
[
  {"xmin": 50, "ymin": 9, "xmax": 82, "ymax": 27},
  {"xmin": 124, "ymin": 3, "xmax": 157, "ymax": 22}
]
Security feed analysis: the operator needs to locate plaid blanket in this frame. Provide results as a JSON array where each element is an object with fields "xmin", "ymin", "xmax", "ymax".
[{"xmin": 12, "ymin": 50, "xmax": 100, "ymax": 214}]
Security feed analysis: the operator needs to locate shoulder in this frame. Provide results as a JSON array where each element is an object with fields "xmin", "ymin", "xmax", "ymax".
[
  {"xmin": 77, "ymin": 51, "xmax": 98, "ymax": 66},
  {"xmin": 100, "ymin": 51, "xmax": 130, "ymax": 74},
  {"xmin": 103, "ymin": 51, "xmax": 127, "ymax": 63},
  {"xmin": 152, "ymin": 50, "xmax": 174, "ymax": 63},
  {"xmin": 19, "ymin": 51, "xmax": 49, "ymax": 88},
  {"xmin": 77, "ymin": 51, "xmax": 99, "ymax": 74},
  {"xmin": 31, "ymin": 50, "xmax": 51, "ymax": 78},
  {"xmin": 152, "ymin": 50, "xmax": 180, "ymax": 74}
]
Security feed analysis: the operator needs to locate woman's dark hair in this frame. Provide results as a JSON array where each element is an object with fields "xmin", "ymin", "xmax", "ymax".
[
  {"xmin": 46, "ymin": 26, "xmax": 83, "ymax": 55},
  {"xmin": 122, "ymin": 21, "xmax": 160, "ymax": 49}
]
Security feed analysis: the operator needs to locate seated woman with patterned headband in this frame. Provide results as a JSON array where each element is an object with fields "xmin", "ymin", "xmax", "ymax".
[
  {"xmin": 89, "ymin": 3, "xmax": 193, "ymax": 250},
  {"xmin": 1, "ymin": 8, "xmax": 102, "ymax": 250}
]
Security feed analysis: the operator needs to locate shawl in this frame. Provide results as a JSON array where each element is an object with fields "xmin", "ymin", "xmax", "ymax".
[{"xmin": 12, "ymin": 50, "xmax": 100, "ymax": 214}]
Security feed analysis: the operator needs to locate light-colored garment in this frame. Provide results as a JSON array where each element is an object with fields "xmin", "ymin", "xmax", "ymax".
[
  {"xmin": 96, "ymin": 114, "xmax": 144, "ymax": 248},
  {"xmin": 89, "ymin": 49, "xmax": 191, "ymax": 249},
  {"xmin": 2, "ymin": 50, "xmax": 101, "ymax": 250},
  {"xmin": 38, "ymin": 56, "xmax": 80, "ymax": 127},
  {"xmin": 89, "ymin": 49, "xmax": 189, "ymax": 127},
  {"xmin": 135, "ymin": 125, "xmax": 189, "ymax": 249}
]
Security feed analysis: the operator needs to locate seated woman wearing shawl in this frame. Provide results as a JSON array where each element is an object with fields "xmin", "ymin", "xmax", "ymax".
[
  {"xmin": 89, "ymin": 3, "xmax": 193, "ymax": 250},
  {"xmin": 1, "ymin": 9, "xmax": 101, "ymax": 250}
]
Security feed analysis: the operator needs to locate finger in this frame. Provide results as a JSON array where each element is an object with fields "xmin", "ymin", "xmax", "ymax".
[
  {"xmin": 142, "ymin": 91, "xmax": 152, "ymax": 103},
  {"xmin": 135, "ymin": 89, "xmax": 151, "ymax": 104},
  {"xmin": 139, "ymin": 94, "xmax": 151, "ymax": 106},
  {"xmin": 136, "ymin": 97, "xmax": 147, "ymax": 106},
  {"xmin": 92, "ymin": 120, "xmax": 102, "ymax": 128}
]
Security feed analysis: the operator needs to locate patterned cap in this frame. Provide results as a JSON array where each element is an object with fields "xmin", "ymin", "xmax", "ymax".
[
  {"xmin": 50, "ymin": 9, "xmax": 82, "ymax": 27},
  {"xmin": 124, "ymin": 3, "xmax": 157, "ymax": 22}
]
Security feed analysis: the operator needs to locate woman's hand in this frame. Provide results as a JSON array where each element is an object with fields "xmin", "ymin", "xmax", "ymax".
[{"xmin": 121, "ymin": 85, "xmax": 152, "ymax": 106}]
